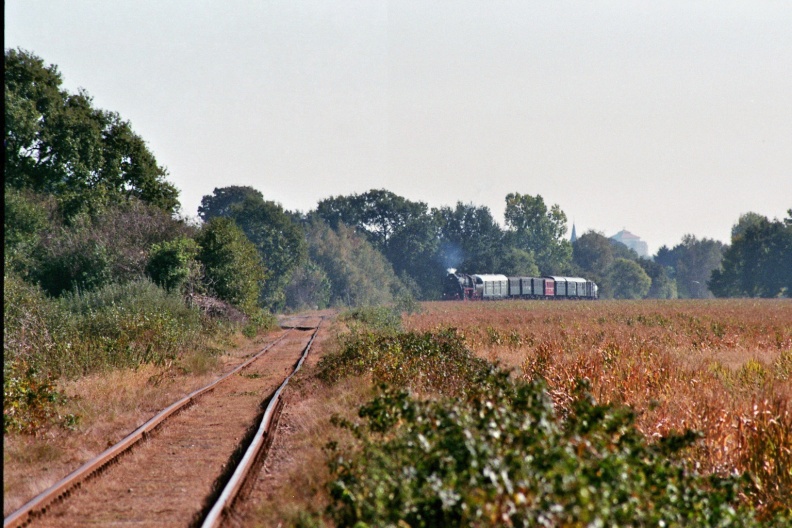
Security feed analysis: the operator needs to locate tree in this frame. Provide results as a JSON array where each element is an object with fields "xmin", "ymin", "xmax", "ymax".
[
  {"xmin": 731, "ymin": 212, "xmax": 767, "ymax": 240},
  {"xmin": 198, "ymin": 187, "xmax": 307, "ymax": 309},
  {"xmin": 284, "ymin": 260, "xmax": 332, "ymax": 311},
  {"xmin": 608, "ymin": 259, "xmax": 651, "ymax": 299},
  {"xmin": 499, "ymin": 247, "xmax": 540, "ymax": 277},
  {"xmin": 30, "ymin": 200, "xmax": 189, "ymax": 296},
  {"xmin": 573, "ymin": 231, "xmax": 614, "ymax": 276},
  {"xmin": 314, "ymin": 189, "xmax": 428, "ymax": 252},
  {"xmin": 195, "ymin": 218, "xmax": 267, "ymax": 314},
  {"xmin": 227, "ymin": 197, "xmax": 306, "ymax": 309},
  {"xmin": 638, "ymin": 259, "xmax": 677, "ymax": 299},
  {"xmin": 146, "ymin": 237, "xmax": 202, "ymax": 294},
  {"xmin": 571, "ymin": 231, "xmax": 618, "ymax": 298},
  {"xmin": 654, "ymin": 245, "xmax": 678, "ymax": 275},
  {"xmin": 313, "ymin": 189, "xmax": 438, "ymax": 297},
  {"xmin": 673, "ymin": 235, "xmax": 725, "ymax": 298},
  {"xmin": 197, "ymin": 186, "xmax": 263, "ymax": 222},
  {"xmin": 710, "ymin": 213, "xmax": 792, "ymax": 298},
  {"xmin": 5, "ymin": 49, "xmax": 179, "ymax": 219},
  {"xmin": 504, "ymin": 193, "xmax": 571, "ymax": 274},
  {"xmin": 306, "ymin": 221, "xmax": 405, "ymax": 307},
  {"xmin": 385, "ymin": 215, "xmax": 443, "ymax": 299},
  {"xmin": 434, "ymin": 202, "xmax": 504, "ymax": 273},
  {"xmin": 4, "ymin": 188, "xmax": 56, "ymax": 275}
]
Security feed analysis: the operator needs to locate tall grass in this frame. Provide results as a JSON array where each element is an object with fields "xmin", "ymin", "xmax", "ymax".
[{"xmin": 3, "ymin": 275, "xmax": 249, "ymax": 433}]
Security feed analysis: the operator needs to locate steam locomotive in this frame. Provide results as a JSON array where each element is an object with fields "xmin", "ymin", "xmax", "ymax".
[{"xmin": 444, "ymin": 270, "xmax": 598, "ymax": 300}]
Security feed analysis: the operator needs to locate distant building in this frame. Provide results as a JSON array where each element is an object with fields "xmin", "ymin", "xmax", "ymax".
[
  {"xmin": 610, "ymin": 229, "xmax": 649, "ymax": 258},
  {"xmin": 570, "ymin": 223, "xmax": 578, "ymax": 243}
]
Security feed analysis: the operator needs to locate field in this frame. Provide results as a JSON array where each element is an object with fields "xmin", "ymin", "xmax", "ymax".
[
  {"xmin": 255, "ymin": 299, "xmax": 791, "ymax": 526},
  {"xmin": 405, "ymin": 300, "xmax": 792, "ymax": 508}
]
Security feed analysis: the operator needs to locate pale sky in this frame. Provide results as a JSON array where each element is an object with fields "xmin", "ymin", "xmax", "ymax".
[{"xmin": 6, "ymin": 1, "xmax": 792, "ymax": 255}]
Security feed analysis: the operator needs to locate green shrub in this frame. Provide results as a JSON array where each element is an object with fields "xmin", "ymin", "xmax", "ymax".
[
  {"xmin": 284, "ymin": 259, "xmax": 332, "ymax": 311},
  {"xmin": 146, "ymin": 236, "xmax": 202, "ymax": 293},
  {"xmin": 338, "ymin": 306, "xmax": 403, "ymax": 334},
  {"xmin": 326, "ymin": 379, "xmax": 763, "ymax": 527},
  {"xmin": 3, "ymin": 359, "xmax": 70, "ymax": 434},
  {"xmin": 32, "ymin": 222, "xmax": 114, "ymax": 296},
  {"xmin": 242, "ymin": 310, "xmax": 278, "ymax": 338},
  {"xmin": 3, "ymin": 272, "xmax": 63, "ymax": 364},
  {"xmin": 28, "ymin": 200, "xmax": 189, "ymax": 296},
  {"xmin": 196, "ymin": 217, "xmax": 268, "ymax": 314},
  {"xmin": 317, "ymin": 328, "xmax": 496, "ymax": 398},
  {"xmin": 4, "ymin": 187, "xmax": 55, "ymax": 275},
  {"xmin": 54, "ymin": 279, "xmax": 203, "ymax": 376}
]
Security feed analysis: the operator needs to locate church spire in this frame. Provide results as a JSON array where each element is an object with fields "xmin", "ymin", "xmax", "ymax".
[{"xmin": 570, "ymin": 223, "xmax": 577, "ymax": 243}]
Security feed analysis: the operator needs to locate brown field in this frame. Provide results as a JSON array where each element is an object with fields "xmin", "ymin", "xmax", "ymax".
[
  {"xmin": 406, "ymin": 299, "xmax": 792, "ymax": 510},
  {"xmin": 243, "ymin": 299, "xmax": 792, "ymax": 524}
]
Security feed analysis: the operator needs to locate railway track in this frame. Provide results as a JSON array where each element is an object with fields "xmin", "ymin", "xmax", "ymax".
[{"xmin": 4, "ymin": 317, "xmax": 323, "ymax": 528}]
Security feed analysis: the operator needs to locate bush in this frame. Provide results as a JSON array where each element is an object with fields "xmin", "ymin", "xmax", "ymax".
[
  {"xmin": 32, "ymin": 222, "xmax": 114, "ymax": 296},
  {"xmin": 54, "ymin": 279, "xmax": 203, "ymax": 376},
  {"xmin": 196, "ymin": 217, "xmax": 268, "ymax": 314},
  {"xmin": 3, "ymin": 272, "xmax": 63, "ymax": 364},
  {"xmin": 326, "ymin": 379, "xmax": 766, "ymax": 527},
  {"xmin": 4, "ymin": 187, "xmax": 55, "ymax": 275},
  {"xmin": 3, "ymin": 359, "xmax": 73, "ymax": 435},
  {"xmin": 338, "ymin": 306, "xmax": 403, "ymax": 334},
  {"xmin": 30, "ymin": 200, "xmax": 191, "ymax": 296},
  {"xmin": 608, "ymin": 258, "xmax": 652, "ymax": 299},
  {"xmin": 284, "ymin": 259, "xmax": 332, "ymax": 311},
  {"xmin": 317, "ymin": 328, "xmax": 497, "ymax": 398},
  {"xmin": 307, "ymin": 222, "xmax": 405, "ymax": 307},
  {"xmin": 146, "ymin": 236, "xmax": 202, "ymax": 293}
]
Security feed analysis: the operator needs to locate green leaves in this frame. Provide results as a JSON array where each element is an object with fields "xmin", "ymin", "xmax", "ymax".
[
  {"xmin": 196, "ymin": 217, "xmax": 267, "ymax": 314},
  {"xmin": 710, "ymin": 214, "xmax": 792, "ymax": 298},
  {"xmin": 5, "ymin": 48, "xmax": 179, "ymax": 219},
  {"xmin": 146, "ymin": 237, "xmax": 202, "ymax": 293},
  {"xmin": 504, "ymin": 192, "xmax": 571, "ymax": 275},
  {"xmin": 608, "ymin": 258, "xmax": 652, "ymax": 299},
  {"xmin": 198, "ymin": 186, "xmax": 307, "ymax": 310}
]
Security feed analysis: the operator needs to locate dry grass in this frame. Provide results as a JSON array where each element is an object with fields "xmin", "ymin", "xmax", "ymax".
[
  {"xmin": 245, "ymin": 375, "xmax": 373, "ymax": 527},
  {"xmin": 405, "ymin": 299, "xmax": 792, "ymax": 514},
  {"xmin": 2, "ymin": 330, "xmax": 277, "ymax": 516},
  {"xmin": 242, "ymin": 316, "xmax": 373, "ymax": 527}
]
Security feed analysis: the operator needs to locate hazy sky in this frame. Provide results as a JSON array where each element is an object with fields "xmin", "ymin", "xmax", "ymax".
[{"xmin": 6, "ymin": 1, "xmax": 792, "ymax": 254}]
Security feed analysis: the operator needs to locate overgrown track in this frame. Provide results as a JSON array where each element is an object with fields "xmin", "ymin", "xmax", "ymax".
[{"xmin": 4, "ymin": 317, "xmax": 323, "ymax": 528}]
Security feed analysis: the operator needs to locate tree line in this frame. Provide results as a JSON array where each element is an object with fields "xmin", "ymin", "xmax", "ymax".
[{"xmin": 6, "ymin": 48, "xmax": 791, "ymax": 323}]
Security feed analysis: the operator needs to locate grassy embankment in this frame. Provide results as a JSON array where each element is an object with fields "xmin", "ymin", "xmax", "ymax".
[{"xmin": 3, "ymin": 275, "xmax": 276, "ymax": 514}]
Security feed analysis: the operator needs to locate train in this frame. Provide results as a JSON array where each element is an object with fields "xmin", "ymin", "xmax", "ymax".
[{"xmin": 444, "ymin": 269, "xmax": 598, "ymax": 300}]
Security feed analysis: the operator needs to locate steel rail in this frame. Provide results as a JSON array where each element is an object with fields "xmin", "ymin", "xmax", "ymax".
[
  {"xmin": 201, "ymin": 319, "xmax": 323, "ymax": 528},
  {"xmin": 4, "ymin": 329, "xmax": 294, "ymax": 528}
]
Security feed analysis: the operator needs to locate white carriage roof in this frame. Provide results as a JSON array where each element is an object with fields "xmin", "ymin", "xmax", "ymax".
[
  {"xmin": 472, "ymin": 274, "xmax": 509, "ymax": 281},
  {"xmin": 546, "ymin": 276, "xmax": 587, "ymax": 283}
]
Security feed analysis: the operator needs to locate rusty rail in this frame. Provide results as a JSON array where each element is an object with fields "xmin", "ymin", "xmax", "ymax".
[
  {"xmin": 201, "ymin": 319, "xmax": 322, "ymax": 528},
  {"xmin": 4, "ymin": 329, "xmax": 294, "ymax": 528}
]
